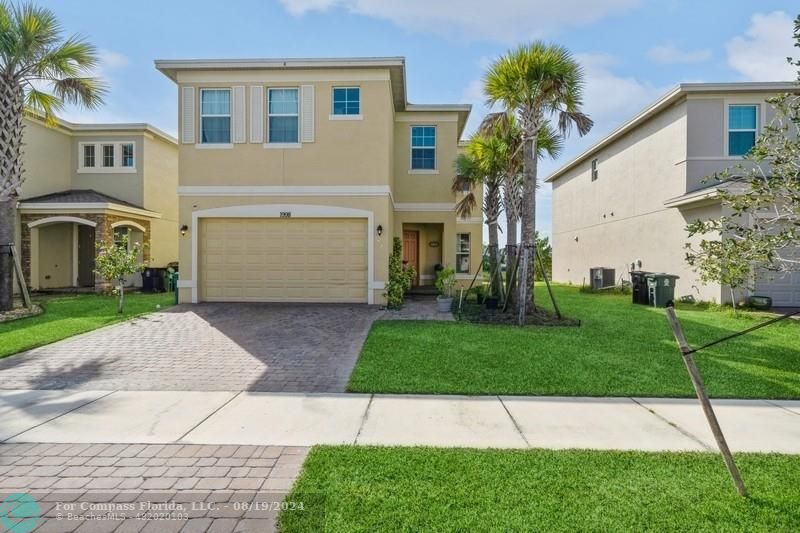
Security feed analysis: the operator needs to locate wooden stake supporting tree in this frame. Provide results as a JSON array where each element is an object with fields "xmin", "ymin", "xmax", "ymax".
[{"xmin": 664, "ymin": 306, "xmax": 747, "ymax": 497}]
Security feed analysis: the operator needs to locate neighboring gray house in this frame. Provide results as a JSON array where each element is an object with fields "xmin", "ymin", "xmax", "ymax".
[{"xmin": 546, "ymin": 82, "xmax": 800, "ymax": 306}]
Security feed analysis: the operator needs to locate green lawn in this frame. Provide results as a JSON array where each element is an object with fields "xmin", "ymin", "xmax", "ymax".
[
  {"xmin": 349, "ymin": 285, "xmax": 800, "ymax": 398},
  {"xmin": 279, "ymin": 446, "xmax": 800, "ymax": 532},
  {"xmin": 0, "ymin": 292, "xmax": 175, "ymax": 358}
]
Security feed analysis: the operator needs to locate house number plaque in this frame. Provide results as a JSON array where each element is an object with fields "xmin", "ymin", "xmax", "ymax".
[{"xmin": 280, "ymin": 212, "xmax": 292, "ymax": 218}]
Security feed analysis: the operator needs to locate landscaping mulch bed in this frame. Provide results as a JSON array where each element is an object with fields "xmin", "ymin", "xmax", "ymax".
[
  {"xmin": 0, "ymin": 304, "xmax": 43, "ymax": 323},
  {"xmin": 457, "ymin": 300, "xmax": 580, "ymax": 326}
]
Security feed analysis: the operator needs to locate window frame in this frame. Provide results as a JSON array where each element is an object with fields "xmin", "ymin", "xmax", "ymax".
[
  {"xmin": 121, "ymin": 143, "xmax": 135, "ymax": 168},
  {"xmin": 409, "ymin": 125, "xmax": 438, "ymax": 173},
  {"xmin": 725, "ymin": 103, "xmax": 760, "ymax": 157},
  {"xmin": 101, "ymin": 144, "xmax": 115, "ymax": 168},
  {"xmin": 113, "ymin": 226, "xmax": 131, "ymax": 250},
  {"xmin": 456, "ymin": 233, "xmax": 471, "ymax": 274},
  {"xmin": 590, "ymin": 158, "xmax": 599, "ymax": 181},
  {"xmin": 77, "ymin": 141, "xmax": 136, "ymax": 173},
  {"xmin": 266, "ymin": 87, "xmax": 301, "ymax": 147},
  {"xmin": 199, "ymin": 87, "xmax": 232, "ymax": 146},
  {"xmin": 330, "ymin": 86, "xmax": 362, "ymax": 120}
]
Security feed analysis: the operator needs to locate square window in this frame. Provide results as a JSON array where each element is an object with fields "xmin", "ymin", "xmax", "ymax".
[
  {"xmin": 200, "ymin": 89, "xmax": 231, "ymax": 144},
  {"xmin": 411, "ymin": 126, "xmax": 436, "ymax": 170},
  {"xmin": 102, "ymin": 145, "xmax": 114, "ymax": 167},
  {"xmin": 121, "ymin": 143, "xmax": 134, "ymax": 167},
  {"xmin": 268, "ymin": 88, "xmax": 299, "ymax": 143},
  {"xmin": 332, "ymin": 87, "xmax": 360, "ymax": 115},
  {"xmin": 83, "ymin": 145, "xmax": 95, "ymax": 168}
]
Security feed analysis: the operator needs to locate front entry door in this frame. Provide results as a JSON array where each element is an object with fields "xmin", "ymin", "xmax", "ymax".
[
  {"xmin": 77, "ymin": 225, "xmax": 96, "ymax": 287},
  {"xmin": 402, "ymin": 230, "xmax": 420, "ymax": 286}
]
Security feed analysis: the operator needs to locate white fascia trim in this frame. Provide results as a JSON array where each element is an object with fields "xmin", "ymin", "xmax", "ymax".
[
  {"xmin": 27, "ymin": 215, "xmax": 97, "ymax": 228},
  {"xmin": 457, "ymin": 216, "xmax": 483, "ymax": 224},
  {"xmin": 408, "ymin": 169, "xmax": 439, "ymax": 175},
  {"xmin": 394, "ymin": 203, "xmax": 454, "ymax": 212},
  {"xmin": 191, "ymin": 204, "xmax": 375, "ymax": 305},
  {"xmin": 18, "ymin": 202, "xmax": 161, "ymax": 219},
  {"xmin": 111, "ymin": 220, "xmax": 148, "ymax": 232},
  {"xmin": 77, "ymin": 167, "xmax": 137, "ymax": 174},
  {"xmin": 195, "ymin": 143, "xmax": 233, "ymax": 149},
  {"xmin": 178, "ymin": 185, "xmax": 392, "ymax": 198},
  {"xmin": 263, "ymin": 143, "xmax": 302, "ymax": 149},
  {"xmin": 329, "ymin": 114, "xmax": 363, "ymax": 121}
]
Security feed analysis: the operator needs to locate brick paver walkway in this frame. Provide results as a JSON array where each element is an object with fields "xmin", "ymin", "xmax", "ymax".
[
  {"xmin": 0, "ymin": 443, "xmax": 310, "ymax": 532},
  {"xmin": 0, "ymin": 303, "xmax": 380, "ymax": 392}
]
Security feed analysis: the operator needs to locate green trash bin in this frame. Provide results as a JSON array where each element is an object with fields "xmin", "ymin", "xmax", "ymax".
[
  {"xmin": 172, "ymin": 272, "xmax": 179, "ymax": 305},
  {"xmin": 645, "ymin": 273, "xmax": 680, "ymax": 307}
]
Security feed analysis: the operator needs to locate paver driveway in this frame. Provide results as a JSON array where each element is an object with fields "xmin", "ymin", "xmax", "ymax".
[{"xmin": 0, "ymin": 303, "xmax": 380, "ymax": 392}]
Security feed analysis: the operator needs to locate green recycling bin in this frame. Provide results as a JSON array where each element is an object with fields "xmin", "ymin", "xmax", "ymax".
[
  {"xmin": 171, "ymin": 272, "xmax": 179, "ymax": 305},
  {"xmin": 645, "ymin": 273, "xmax": 680, "ymax": 308}
]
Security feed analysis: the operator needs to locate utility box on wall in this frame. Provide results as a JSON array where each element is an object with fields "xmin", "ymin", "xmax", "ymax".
[{"xmin": 589, "ymin": 267, "xmax": 616, "ymax": 290}]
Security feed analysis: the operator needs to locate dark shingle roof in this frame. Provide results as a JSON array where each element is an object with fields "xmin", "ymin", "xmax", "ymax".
[{"xmin": 21, "ymin": 189, "xmax": 144, "ymax": 209}]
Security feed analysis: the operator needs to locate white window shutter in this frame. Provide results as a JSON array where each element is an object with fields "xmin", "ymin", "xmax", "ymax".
[
  {"xmin": 181, "ymin": 86, "xmax": 195, "ymax": 144},
  {"xmin": 249, "ymin": 86, "xmax": 264, "ymax": 143},
  {"xmin": 301, "ymin": 84, "xmax": 314, "ymax": 143},
  {"xmin": 232, "ymin": 86, "xmax": 246, "ymax": 144}
]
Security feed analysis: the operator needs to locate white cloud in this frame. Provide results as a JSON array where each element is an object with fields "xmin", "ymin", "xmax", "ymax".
[
  {"xmin": 98, "ymin": 49, "xmax": 129, "ymax": 70},
  {"xmin": 280, "ymin": 0, "xmax": 640, "ymax": 42},
  {"xmin": 647, "ymin": 44, "xmax": 712, "ymax": 64},
  {"xmin": 726, "ymin": 11, "xmax": 797, "ymax": 81}
]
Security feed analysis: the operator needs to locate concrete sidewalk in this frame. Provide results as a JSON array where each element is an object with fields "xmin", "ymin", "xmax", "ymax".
[{"xmin": 1, "ymin": 389, "xmax": 799, "ymax": 453}]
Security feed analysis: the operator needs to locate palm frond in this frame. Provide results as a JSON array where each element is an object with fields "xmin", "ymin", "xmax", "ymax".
[
  {"xmin": 558, "ymin": 110, "xmax": 593, "ymax": 137},
  {"xmin": 24, "ymin": 86, "xmax": 63, "ymax": 124},
  {"xmin": 10, "ymin": 2, "xmax": 61, "ymax": 61},
  {"xmin": 36, "ymin": 35, "xmax": 100, "ymax": 79},
  {"xmin": 51, "ymin": 76, "xmax": 106, "ymax": 108},
  {"xmin": 536, "ymin": 123, "xmax": 564, "ymax": 160},
  {"xmin": 455, "ymin": 191, "xmax": 477, "ymax": 218}
]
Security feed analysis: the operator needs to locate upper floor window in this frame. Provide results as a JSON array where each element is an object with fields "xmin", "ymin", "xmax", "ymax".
[
  {"xmin": 411, "ymin": 125, "xmax": 436, "ymax": 170},
  {"xmin": 332, "ymin": 87, "xmax": 360, "ymax": 116},
  {"xmin": 591, "ymin": 158, "xmax": 599, "ymax": 181},
  {"xmin": 83, "ymin": 145, "xmax": 95, "ymax": 168},
  {"xmin": 102, "ymin": 144, "xmax": 115, "ymax": 167},
  {"xmin": 122, "ymin": 143, "xmax": 135, "ymax": 167},
  {"xmin": 200, "ymin": 88, "xmax": 231, "ymax": 144},
  {"xmin": 728, "ymin": 104, "xmax": 758, "ymax": 156},
  {"xmin": 268, "ymin": 88, "xmax": 299, "ymax": 144}
]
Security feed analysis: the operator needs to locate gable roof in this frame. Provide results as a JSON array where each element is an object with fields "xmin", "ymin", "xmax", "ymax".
[
  {"xmin": 22, "ymin": 189, "xmax": 144, "ymax": 209},
  {"xmin": 544, "ymin": 81, "xmax": 799, "ymax": 184}
]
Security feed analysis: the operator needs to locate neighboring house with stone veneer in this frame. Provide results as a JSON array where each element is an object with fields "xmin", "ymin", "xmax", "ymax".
[
  {"xmin": 15, "ymin": 116, "xmax": 178, "ymax": 291},
  {"xmin": 155, "ymin": 57, "xmax": 481, "ymax": 305}
]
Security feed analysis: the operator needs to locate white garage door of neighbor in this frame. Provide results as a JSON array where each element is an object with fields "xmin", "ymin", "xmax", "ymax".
[
  {"xmin": 199, "ymin": 217, "xmax": 368, "ymax": 303},
  {"xmin": 755, "ymin": 269, "xmax": 800, "ymax": 307}
]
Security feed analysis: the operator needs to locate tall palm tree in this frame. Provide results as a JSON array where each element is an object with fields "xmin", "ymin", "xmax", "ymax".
[
  {"xmin": 453, "ymin": 134, "xmax": 504, "ymax": 297},
  {"xmin": 0, "ymin": 2, "xmax": 105, "ymax": 310},
  {"xmin": 478, "ymin": 113, "xmax": 563, "ymax": 307},
  {"xmin": 485, "ymin": 42, "xmax": 592, "ymax": 313}
]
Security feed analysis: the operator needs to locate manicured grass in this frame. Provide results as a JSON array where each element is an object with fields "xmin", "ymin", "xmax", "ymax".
[
  {"xmin": 349, "ymin": 285, "xmax": 800, "ymax": 398},
  {"xmin": 0, "ymin": 292, "xmax": 175, "ymax": 358},
  {"xmin": 279, "ymin": 446, "xmax": 800, "ymax": 532}
]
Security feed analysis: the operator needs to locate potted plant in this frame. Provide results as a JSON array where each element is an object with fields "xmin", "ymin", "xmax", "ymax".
[{"xmin": 435, "ymin": 266, "xmax": 456, "ymax": 313}]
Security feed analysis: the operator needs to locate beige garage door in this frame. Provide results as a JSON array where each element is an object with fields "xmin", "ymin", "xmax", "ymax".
[{"xmin": 199, "ymin": 218, "xmax": 368, "ymax": 302}]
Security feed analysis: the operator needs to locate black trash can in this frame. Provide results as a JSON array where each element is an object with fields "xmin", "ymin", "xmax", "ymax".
[
  {"xmin": 630, "ymin": 271, "xmax": 651, "ymax": 305},
  {"xmin": 142, "ymin": 267, "xmax": 166, "ymax": 293}
]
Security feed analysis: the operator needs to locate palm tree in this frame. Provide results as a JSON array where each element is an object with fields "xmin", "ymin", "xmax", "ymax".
[
  {"xmin": 453, "ymin": 135, "xmax": 504, "ymax": 297},
  {"xmin": 0, "ymin": 2, "xmax": 105, "ymax": 310},
  {"xmin": 485, "ymin": 42, "xmax": 592, "ymax": 313},
  {"xmin": 477, "ymin": 113, "xmax": 563, "ymax": 307}
]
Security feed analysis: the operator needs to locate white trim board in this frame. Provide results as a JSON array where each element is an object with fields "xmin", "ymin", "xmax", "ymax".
[
  {"xmin": 190, "ymin": 204, "xmax": 376, "ymax": 305},
  {"xmin": 111, "ymin": 220, "xmax": 148, "ymax": 232},
  {"xmin": 394, "ymin": 203, "xmax": 455, "ymax": 212},
  {"xmin": 178, "ymin": 185, "xmax": 392, "ymax": 197},
  {"xmin": 19, "ymin": 202, "xmax": 161, "ymax": 219},
  {"xmin": 27, "ymin": 216, "xmax": 97, "ymax": 228}
]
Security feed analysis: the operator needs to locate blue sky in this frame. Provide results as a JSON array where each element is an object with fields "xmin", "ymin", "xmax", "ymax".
[{"xmin": 39, "ymin": 0, "xmax": 798, "ymax": 239}]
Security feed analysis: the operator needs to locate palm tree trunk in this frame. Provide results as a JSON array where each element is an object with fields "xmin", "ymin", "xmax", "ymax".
[
  {"xmin": 519, "ymin": 135, "xmax": 539, "ymax": 313},
  {"xmin": 0, "ymin": 77, "xmax": 25, "ymax": 312},
  {"xmin": 487, "ymin": 221, "xmax": 501, "ymax": 298},
  {"xmin": 505, "ymin": 211, "xmax": 518, "ymax": 308}
]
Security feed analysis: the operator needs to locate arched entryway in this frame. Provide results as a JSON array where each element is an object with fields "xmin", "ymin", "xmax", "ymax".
[{"xmin": 27, "ymin": 216, "xmax": 97, "ymax": 289}]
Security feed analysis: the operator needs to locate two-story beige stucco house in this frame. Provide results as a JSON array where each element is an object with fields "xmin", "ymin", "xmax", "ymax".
[
  {"xmin": 546, "ymin": 82, "xmax": 800, "ymax": 306},
  {"xmin": 15, "ymin": 116, "xmax": 179, "ymax": 291},
  {"xmin": 155, "ymin": 57, "xmax": 481, "ymax": 305}
]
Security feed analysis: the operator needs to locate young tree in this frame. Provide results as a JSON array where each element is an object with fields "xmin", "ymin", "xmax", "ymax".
[
  {"xmin": 485, "ymin": 42, "xmax": 592, "ymax": 313},
  {"xmin": 95, "ymin": 234, "xmax": 146, "ymax": 313},
  {"xmin": 686, "ymin": 15, "xmax": 800, "ymax": 305},
  {"xmin": 0, "ymin": 1, "xmax": 105, "ymax": 311}
]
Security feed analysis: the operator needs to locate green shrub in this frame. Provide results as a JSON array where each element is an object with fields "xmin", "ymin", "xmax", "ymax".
[
  {"xmin": 435, "ymin": 266, "xmax": 456, "ymax": 298},
  {"xmin": 385, "ymin": 237, "xmax": 416, "ymax": 309}
]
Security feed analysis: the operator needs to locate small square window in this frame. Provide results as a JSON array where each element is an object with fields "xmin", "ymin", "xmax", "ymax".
[
  {"xmin": 591, "ymin": 159, "xmax": 598, "ymax": 181},
  {"xmin": 102, "ymin": 145, "xmax": 114, "ymax": 167},
  {"xmin": 411, "ymin": 126, "xmax": 436, "ymax": 170},
  {"xmin": 83, "ymin": 145, "xmax": 95, "ymax": 168},
  {"xmin": 332, "ymin": 87, "xmax": 360, "ymax": 115},
  {"xmin": 121, "ymin": 143, "xmax": 134, "ymax": 167},
  {"xmin": 456, "ymin": 233, "xmax": 471, "ymax": 274}
]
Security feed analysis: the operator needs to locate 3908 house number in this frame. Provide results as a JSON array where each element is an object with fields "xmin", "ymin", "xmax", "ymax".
[{"xmin": 280, "ymin": 211, "xmax": 292, "ymax": 218}]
